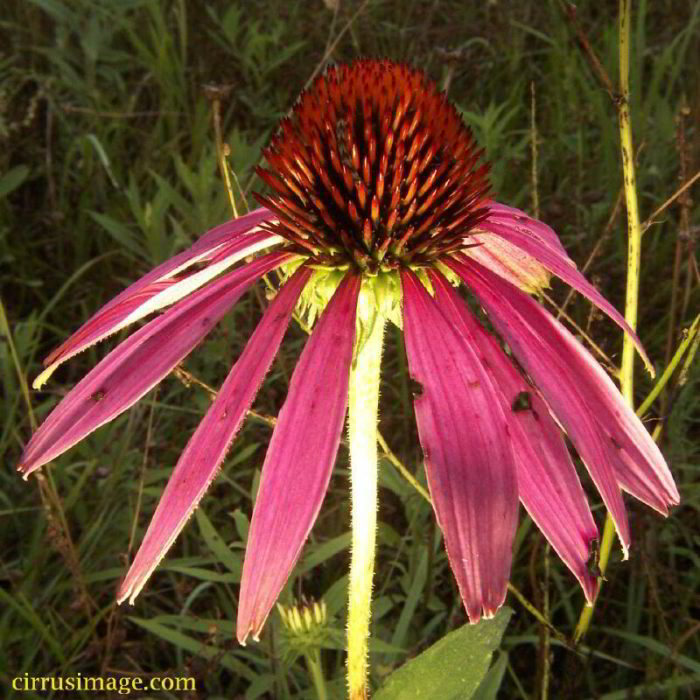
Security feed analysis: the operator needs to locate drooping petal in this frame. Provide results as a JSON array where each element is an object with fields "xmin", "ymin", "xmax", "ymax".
[
  {"xmin": 401, "ymin": 268, "xmax": 519, "ymax": 623},
  {"xmin": 237, "ymin": 272, "xmax": 361, "ymax": 643},
  {"xmin": 462, "ymin": 233, "xmax": 552, "ymax": 294},
  {"xmin": 429, "ymin": 271, "xmax": 598, "ymax": 602},
  {"xmin": 483, "ymin": 201, "xmax": 570, "ymax": 257},
  {"xmin": 475, "ymin": 202, "xmax": 652, "ymax": 372},
  {"xmin": 453, "ymin": 255, "xmax": 678, "ymax": 513},
  {"xmin": 609, "ymin": 447, "xmax": 676, "ymax": 514},
  {"xmin": 34, "ymin": 208, "xmax": 281, "ymax": 388},
  {"xmin": 450, "ymin": 256, "xmax": 676, "ymax": 557},
  {"xmin": 525, "ymin": 302, "xmax": 679, "ymax": 513},
  {"xmin": 188, "ymin": 207, "xmax": 273, "ymax": 253},
  {"xmin": 117, "ymin": 265, "xmax": 313, "ymax": 605},
  {"xmin": 19, "ymin": 251, "xmax": 292, "ymax": 477}
]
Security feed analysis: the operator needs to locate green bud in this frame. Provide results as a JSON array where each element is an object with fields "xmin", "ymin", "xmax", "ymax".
[{"xmin": 277, "ymin": 597, "xmax": 330, "ymax": 662}]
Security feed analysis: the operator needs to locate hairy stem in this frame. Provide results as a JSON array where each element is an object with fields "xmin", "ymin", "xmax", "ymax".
[{"xmin": 347, "ymin": 312, "xmax": 385, "ymax": 700}]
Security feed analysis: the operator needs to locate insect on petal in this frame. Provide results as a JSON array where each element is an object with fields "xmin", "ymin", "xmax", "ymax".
[{"xmin": 450, "ymin": 256, "xmax": 669, "ymax": 558}]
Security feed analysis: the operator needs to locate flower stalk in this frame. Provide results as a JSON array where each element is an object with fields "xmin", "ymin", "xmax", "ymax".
[
  {"xmin": 576, "ymin": 0, "xmax": 643, "ymax": 643},
  {"xmin": 347, "ymin": 287, "xmax": 386, "ymax": 700},
  {"xmin": 305, "ymin": 651, "xmax": 328, "ymax": 700},
  {"xmin": 618, "ymin": 0, "xmax": 643, "ymax": 402}
]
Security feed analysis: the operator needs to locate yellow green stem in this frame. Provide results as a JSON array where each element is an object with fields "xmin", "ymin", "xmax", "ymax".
[
  {"xmin": 576, "ymin": 0, "xmax": 642, "ymax": 643},
  {"xmin": 636, "ymin": 315, "xmax": 700, "ymax": 417},
  {"xmin": 574, "ymin": 316, "xmax": 699, "ymax": 642},
  {"xmin": 211, "ymin": 95, "xmax": 238, "ymax": 219},
  {"xmin": 305, "ymin": 651, "xmax": 328, "ymax": 700},
  {"xmin": 618, "ymin": 0, "xmax": 643, "ymax": 403},
  {"xmin": 376, "ymin": 431, "xmax": 431, "ymax": 503},
  {"xmin": 347, "ymin": 305, "xmax": 385, "ymax": 700},
  {"xmin": 574, "ymin": 516, "xmax": 616, "ymax": 642}
]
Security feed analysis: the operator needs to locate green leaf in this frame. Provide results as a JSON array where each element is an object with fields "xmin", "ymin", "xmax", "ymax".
[
  {"xmin": 391, "ymin": 547, "xmax": 428, "ymax": 649},
  {"xmin": 231, "ymin": 508, "xmax": 250, "ymax": 540},
  {"xmin": 297, "ymin": 532, "xmax": 351, "ymax": 574},
  {"xmin": 471, "ymin": 651, "xmax": 508, "ymax": 700},
  {"xmin": 374, "ymin": 608, "xmax": 512, "ymax": 700},
  {"xmin": 89, "ymin": 211, "xmax": 145, "ymax": 259},
  {"xmin": 164, "ymin": 564, "xmax": 240, "ymax": 583},
  {"xmin": 196, "ymin": 509, "xmax": 242, "ymax": 575},
  {"xmin": 128, "ymin": 617, "xmax": 257, "ymax": 680},
  {"xmin": 0, "ymin": 165, "xmax": 30, "ymax": 199},
  {"xmin": 0, "ymin": 587, "xmax": 66, "ymax": 664},
  {"xmin": 600, "ymin": 627, "xmax": 700, "ymax": 674}
]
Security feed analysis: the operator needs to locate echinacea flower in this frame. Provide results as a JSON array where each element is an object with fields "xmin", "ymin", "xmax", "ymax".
[{"xmin": 20, "ymin": 59, "xmax": 678, "ymax": 699}]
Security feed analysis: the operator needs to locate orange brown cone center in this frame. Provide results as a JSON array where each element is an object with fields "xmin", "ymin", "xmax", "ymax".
[{"xmin": 255, "ymin": 59, "xmax": 492, "ymax": 271}]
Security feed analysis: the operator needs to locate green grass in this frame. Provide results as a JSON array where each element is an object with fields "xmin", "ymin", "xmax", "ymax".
[{"xmin": 2, "ymin": 1, "xmax": 699, "ymax": 698}]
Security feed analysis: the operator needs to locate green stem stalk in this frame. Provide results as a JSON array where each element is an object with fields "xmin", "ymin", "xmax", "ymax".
[
  {"xmin": 637, "ymin": 315, "xmax": 700, "ymax": 417},
  {"xmin": 347, "ymin": 311, "xmax": 385, "ymax": 700},
  {"xmin": 305, "ymin": 651, "xmax": 328, "ymax": 700},
  {"xmin": 618, "ymin": 0, "xmax": 642, "ymax": 405},
  {"xmin": 576, "ymin": 0, "xmax": 642, "ymax": 643}
]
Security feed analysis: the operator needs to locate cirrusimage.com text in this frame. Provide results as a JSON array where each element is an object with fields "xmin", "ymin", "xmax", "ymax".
[{"xmin": 11, "ymin": 673, "xmax": 196, "ymax": 695}]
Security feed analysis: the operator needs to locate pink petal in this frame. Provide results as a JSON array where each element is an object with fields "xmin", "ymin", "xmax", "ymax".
[
  {"xmin": 117, "ymin": 265, "xmax": 313, "ymax": 605},
  {"xmin": 236, "ymin": 272, "xmax": 361, "ymax": 643},
  {"xmin": 483, "ymin": 201, "xmax": 569, "ymax": 257},
  {"xmin": 450, "ymin": 256, "xmax": 672, "ymax": 557},
  {"xmin": 528, "ymin": 306, "xmax": 679, "ymax": 513},
  {"xmin": 189, "ymin": 207, "xmax": 273, "ymax": 253},
  {"xmin": 19, "ymin": 251, "xmax": 291, "ymax": 477},
  {"xmin": 610, "ymin": 447, "xmax": 675, "ymax": 514},
  {"xmin": 477, "ymin": 202, "xmax": 652, "ymax": 371},
  {"xmin": 35, "ymin": 208, "xmax": 280, "ymax": 388},
  {"xmin": 455, "ymin": 256, "xmax": 677, "ymax": 513},
  {"xmin": 401, "ymin": 268, "xmax": 519, "ymax": 623},
  {"xmin": 429, "ymin": 271, "xmax": 598, "ymax": 602},
  {"xmin": 462, "ymin": 234, "xmax": 551, "ymax": 294}
]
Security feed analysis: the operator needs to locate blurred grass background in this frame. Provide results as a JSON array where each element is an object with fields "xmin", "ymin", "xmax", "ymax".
[{"xmin": 1, "ymin": 0, "xmax": 699, "ymax": 698}]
